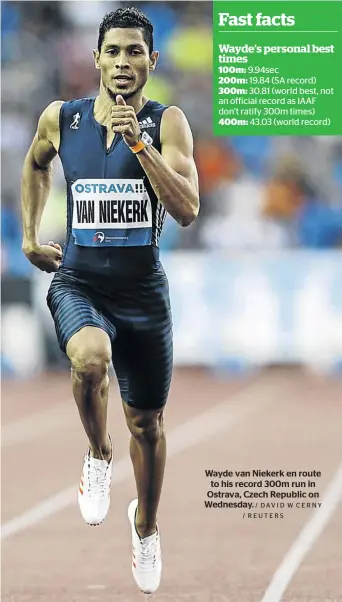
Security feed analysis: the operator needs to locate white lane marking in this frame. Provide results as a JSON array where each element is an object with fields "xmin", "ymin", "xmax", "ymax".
[
  {"xmin": 2, "ymin": 404, "xmax": 76, "ymax": 448},
  {"xmin": 1, "ymin": 378, "xmax": 280, "ymax": 541},
  {"xmin": 260, "ymin": 463, "xmax": 342, "ymax": 602},
  {"xmin": 2, "ymin": 378, "xmax": 119, "ymax": 448}
]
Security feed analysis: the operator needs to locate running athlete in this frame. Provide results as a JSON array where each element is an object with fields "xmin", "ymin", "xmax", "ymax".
[{"xmin": 21, "ymin": 7, "xmax": 199, "ymax": 595}]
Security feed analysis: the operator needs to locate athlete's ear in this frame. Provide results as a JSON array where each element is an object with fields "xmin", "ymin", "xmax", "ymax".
[
  {"xmin": 149, "ymin": 51, "xmax": 159, "ymax": 71},
  {"xmin": 93, "ymin": 49, "xmax": 101, "ymax": 70}
]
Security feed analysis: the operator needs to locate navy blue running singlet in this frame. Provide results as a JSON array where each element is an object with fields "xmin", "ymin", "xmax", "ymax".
[{"xmin": 59, "ymin": 96, "xmax": 168, "ymax": 278}]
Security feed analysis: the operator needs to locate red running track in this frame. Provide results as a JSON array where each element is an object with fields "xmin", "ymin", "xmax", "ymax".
[{"xmin": 2, "ymin": 367, "xmax": 342, "ymax": 602}]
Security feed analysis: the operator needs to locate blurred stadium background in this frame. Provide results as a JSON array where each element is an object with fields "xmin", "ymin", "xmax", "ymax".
[{"xmin": 1, "ymin": 0, "xmax": 342, "ymax": 378}]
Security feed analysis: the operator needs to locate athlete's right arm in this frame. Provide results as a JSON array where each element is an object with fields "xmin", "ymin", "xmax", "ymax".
[{"xmin": 21, "ymin": 100, "xmax": 64, "ymax": 273}]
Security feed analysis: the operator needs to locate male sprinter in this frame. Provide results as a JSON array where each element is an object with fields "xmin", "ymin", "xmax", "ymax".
[{"xmin": 21, "ymin": 6, "xmax": 199, "ymax": 595}]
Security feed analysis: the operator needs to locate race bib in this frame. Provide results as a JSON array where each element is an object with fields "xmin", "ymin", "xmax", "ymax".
[{"xmin": 71, "ymin": 179, "xmax": 152, "ymax": 247}]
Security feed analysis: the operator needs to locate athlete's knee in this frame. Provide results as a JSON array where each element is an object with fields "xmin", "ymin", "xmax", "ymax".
[
  {"xmin": 67, "ymin": 328, "xmax": 111, "ymax": 382},
  {"xmin": 71, "ymin": 350, "xmax": 110, "ymax": 382},
  {"xmin": 125, "ymin": 407, "xmax": 164, "ymax": 444}
]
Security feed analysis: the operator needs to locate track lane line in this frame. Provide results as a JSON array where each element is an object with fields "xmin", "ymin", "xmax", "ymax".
[
  {"xmin": 260, "ymin": 462, "xmax": 342, "ymax": 602},
  {"xmin": 2, "ymin": 378, "xmax": 279, "ymax": 541},
  {"xmin": 1, "ymin": 403, "xmax": 77, "ymax": 448}
]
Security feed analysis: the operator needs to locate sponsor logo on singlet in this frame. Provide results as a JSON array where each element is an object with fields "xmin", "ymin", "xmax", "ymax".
[{"xmin": 71, "ymin": 179, "xmax": 152, "ymax": 247}]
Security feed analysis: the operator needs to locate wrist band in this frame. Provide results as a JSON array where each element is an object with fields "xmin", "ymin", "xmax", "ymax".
[
  {"xmin": 130, "ymin": 131, "xmax": 153, "ymax": 154},
  {"xmin": 130, "ymin": 139, "xmax": 145, "ymax": 154}
]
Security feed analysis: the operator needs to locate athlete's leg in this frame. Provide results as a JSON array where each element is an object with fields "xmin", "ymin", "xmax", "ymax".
[
  {"xmin": 47, "ymin": 274, "xmax": 117, "ymax": 525},
  {"xmin": 66, "ymin": 326, "xmax": 112, "ymax": 462},
  {"xmin": 67, "ymin": 325, "xmax": 114, "ymax": 526},
  {"xmin": 123, "ymin": 403, "xmax": 166, "ymax": 538},
  {"xmin": 112, "ymin": 323, "xmax": 172, "ymax": 537},
  {"xmin": 112, "ymin": 323, "xmax": 172, "ymax": 593}
]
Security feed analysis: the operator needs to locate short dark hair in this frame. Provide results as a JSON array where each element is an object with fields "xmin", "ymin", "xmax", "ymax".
[{"xmin": 98, "ymin": 7, "xmax": 154, "ymax": 54}]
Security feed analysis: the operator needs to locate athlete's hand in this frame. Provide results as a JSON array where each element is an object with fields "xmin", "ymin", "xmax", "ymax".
[
  {"xmin": 23, "ymin": 241, "xmax": 62, "ymax": 273},
  {"xmin": 111, "ymin": 95, "xmax": 141, "ymax": 148}
]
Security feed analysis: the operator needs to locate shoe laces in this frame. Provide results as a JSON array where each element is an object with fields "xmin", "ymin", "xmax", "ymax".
[
  {"xmin": 87, "ymin": 461, "xmax": 108, "ymax": 497},
  {"xmin": 138, "ymin": 535, "xmax": 158, "ymax": 571}
]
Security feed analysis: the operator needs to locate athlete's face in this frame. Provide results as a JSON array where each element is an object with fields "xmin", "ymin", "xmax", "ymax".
[{"xmin": 94, "ymin": 28, "xmax": 158, "ymax": 101}]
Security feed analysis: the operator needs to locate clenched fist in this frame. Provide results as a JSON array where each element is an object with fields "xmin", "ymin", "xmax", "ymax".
[
  {"xmin": 111, "ymin": 95, "xmax": 141, "ymax": 148},
  {"xmin": 23, "ymin": 240, "xmax": 62, "ymax": 273}
]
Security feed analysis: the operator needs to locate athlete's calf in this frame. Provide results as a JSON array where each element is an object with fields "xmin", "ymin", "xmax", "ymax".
[{"xmin": 123, "ymin": 403, "xmax": 166, "ymax": 538}]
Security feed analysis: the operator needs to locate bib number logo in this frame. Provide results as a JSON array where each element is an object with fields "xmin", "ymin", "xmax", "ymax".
[{"xmin": 93, "ymin": 231, "xmax": 105, "ymax": 243}]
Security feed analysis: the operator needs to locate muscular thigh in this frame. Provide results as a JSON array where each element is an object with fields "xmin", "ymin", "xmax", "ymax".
[
  {"xmin": 47, "ymin": 272, "xmax": 116, "ymax": 353},
  {"xmin": 112, "ymin": 326, "xmax": 173, "ymax": 411}
]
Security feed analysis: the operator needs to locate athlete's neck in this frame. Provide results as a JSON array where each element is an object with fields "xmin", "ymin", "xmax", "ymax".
[{"xmin": 94, "ymin": 85, "xmax": 148, "ymax": 127}]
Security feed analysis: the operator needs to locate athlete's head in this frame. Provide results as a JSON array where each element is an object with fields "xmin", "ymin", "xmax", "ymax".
[{"xmin": 94, "ymin": 7, "xmax": 158, "ymax": 101}]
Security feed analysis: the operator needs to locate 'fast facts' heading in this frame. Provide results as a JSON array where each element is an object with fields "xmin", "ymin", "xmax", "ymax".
[{"xmin": 218, "ymin": 13, "xmax": 295, "ymax": 27}]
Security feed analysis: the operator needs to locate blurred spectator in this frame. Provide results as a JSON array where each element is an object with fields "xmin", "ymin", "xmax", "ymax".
[
  {"xmin": 262, "ymin": 157, "xmax": 342, "ymax": 248},
  {"xmin": 144, "ymin": 75, "xmax": 175, "ymax": 107},
  {"xmin": 200, "ymin": 176, "xmax": 289, "ymax": 250},
  {"xmin": 229, "ymin": 137, "xmax": 271, "ymax": 179},
  {"xmin": 140, "ymin": 2, "xmax": 177, "ymax": 67},
  {"xmin": 1, "ymin": 1, "xmax": 21, "ymax": 63},
  {"xmin": 296, "ymin": 199, "xmax": 342, "ymax": 248},
  {"xmin": 165, "ymin": 19, "xmax": 212, "ymax": 72},
  {"xmin": 195, "ymin": 137, "xmax": 241, "ymax": 197},
  {"xmin": 263, "ymin": 159, "xmax": 306, "ymax": 221}
]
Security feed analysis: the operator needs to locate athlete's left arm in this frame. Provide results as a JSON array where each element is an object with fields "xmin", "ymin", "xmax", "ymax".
[{"xmin": 137, "ymin": 106, "xmax": 200, "ymax": 227}]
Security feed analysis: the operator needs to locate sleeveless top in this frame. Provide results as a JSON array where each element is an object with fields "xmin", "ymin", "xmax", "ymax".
[{"xmin": 58, "ymin": 97, "xmax": 168, "ymax": 280}]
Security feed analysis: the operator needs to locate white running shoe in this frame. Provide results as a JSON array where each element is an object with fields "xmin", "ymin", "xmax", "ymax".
[
  {"xmin": 128, "ymin": 498, "xmax": 162, "ymax": 594},
  {"xmin": 78, "ymin": 437, "xmax": 113, "ymax": 526}
]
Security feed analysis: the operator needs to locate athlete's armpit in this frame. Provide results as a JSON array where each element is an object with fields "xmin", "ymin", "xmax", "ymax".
[{"xmin": 160, "ymin": 106, "xmax": 199, "ymax": 194}]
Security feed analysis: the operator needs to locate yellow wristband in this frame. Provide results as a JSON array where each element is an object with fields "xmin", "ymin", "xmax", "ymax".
[{"xmin": 130, "ymin": 139, "xmax": 145, "ymax": 154}]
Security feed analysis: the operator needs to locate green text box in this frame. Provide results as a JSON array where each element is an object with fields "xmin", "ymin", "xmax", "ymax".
[{"xmin": 213, "ymin": 1, "xmax": 342, "ymax": 135}]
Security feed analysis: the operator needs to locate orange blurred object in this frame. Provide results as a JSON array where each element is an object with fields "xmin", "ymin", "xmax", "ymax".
[{"xmin": 195, "ymin": 140, "xmax": 241, "ymax": 195}]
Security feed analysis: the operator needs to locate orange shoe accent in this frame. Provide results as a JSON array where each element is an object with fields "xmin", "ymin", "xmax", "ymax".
[{"xmin": 79, "ymin": 486, "xmax": 83, "ymax": 495}]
